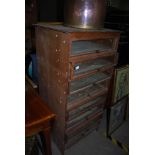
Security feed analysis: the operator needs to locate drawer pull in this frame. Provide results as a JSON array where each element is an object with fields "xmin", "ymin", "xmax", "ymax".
[{"xmin": 74, "ymin": 65, "xmax": 80, "ymax": 71}]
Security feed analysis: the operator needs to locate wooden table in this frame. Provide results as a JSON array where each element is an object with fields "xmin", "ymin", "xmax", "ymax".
[{"xmin": 25, "ymin": 82, "xmax": 56, "ymax": 155}]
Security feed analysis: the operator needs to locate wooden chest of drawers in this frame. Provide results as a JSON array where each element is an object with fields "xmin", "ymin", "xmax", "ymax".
[{"xmin": 35, "ymin": 24, "xmax": 120, "ymax": 154}]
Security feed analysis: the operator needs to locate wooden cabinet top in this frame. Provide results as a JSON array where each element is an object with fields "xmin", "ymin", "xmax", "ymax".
[{"xmin": 35, "ymin": 23, "xmax": 121, "ymax": 34}]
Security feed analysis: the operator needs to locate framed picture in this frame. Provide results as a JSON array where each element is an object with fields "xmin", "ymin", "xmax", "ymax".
[
  {"xmin": 113, "ymin": 65, "xmax": 129, "ymax": 103},
  {"xmin": 108, "ymin": 96, "xmax": 128, "ymax": 134}
]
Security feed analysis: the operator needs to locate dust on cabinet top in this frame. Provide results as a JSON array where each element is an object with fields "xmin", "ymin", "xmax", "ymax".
[{"xmin": 35, "ymin": 23, "xmax": 120, "ymax": 33}]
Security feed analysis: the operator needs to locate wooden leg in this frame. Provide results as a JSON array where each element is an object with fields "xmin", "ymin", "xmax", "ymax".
[{"xmin": 41, "ymin": 127, "xmax": 52, "ymax": 155}]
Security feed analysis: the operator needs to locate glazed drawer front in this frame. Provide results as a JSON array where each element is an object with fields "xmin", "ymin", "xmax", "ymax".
[
  {"xmin": 69, "ymin": 54, "xmax": 117, "ymax": 80},
  {"xmin": 67, "ymin": 96, "xmax": 106, "ymax": 120},
  {"xmin": 66, "ymin": 106, "xmax": 102, "ymax": 128},
  {"xmin": 71, "ymin": 38, "xmax": 116, "ymax": 56},
  {"xmin": 69, "ymin": 71, "xmax": 112, "ymax": 95},
  {"xmin": 65, "ymin": 110, "xmax": 103, "ymax": 135},
  {"xmin": 65, "ymin": 121, "xmax": 99, "ymax": 149},
  {"xmin": 66, "ymin": 118, "xmax": 100, "ymax": 139},
  {"xmin": 67, "ymin": 84, "xmax": 108, "ymax": 111}
]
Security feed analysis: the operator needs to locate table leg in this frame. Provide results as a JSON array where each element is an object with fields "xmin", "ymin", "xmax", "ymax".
[{"xmin": 41, "ymin": 127, "xmax": 52, "ymax": 155}]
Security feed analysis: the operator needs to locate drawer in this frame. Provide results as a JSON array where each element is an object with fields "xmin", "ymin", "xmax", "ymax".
[
  {"xmin": 65, "ymin": 121, "xmax": 99, "ymax": 149},
  {"xmin": 69, "ymin": 71, "xmax": 112, "ymax": 94},
  {"xmin": 66, "ymin": 107, "xmax": 101, "ymax": 128},
  {"xmin": 69, "ymin": 54, "xmax": 117, "ymax": 80},
  {"xmin": 65, "ymin": 110, "xmax": 103, "ymax": 135},
  {"xmin": 71, "ymin": 38, "xmax": 117, "ymax": 56},
  {"xmin": 67, "ymin": 96, "xmax": 106, "ymax": 120},
  {"xmin": 66, "ymin": 119, "xmax": 100, "ymax": 139},
  {"xmin": 67, "ymin": 85, "xmax": 108, "ymax": 111}
]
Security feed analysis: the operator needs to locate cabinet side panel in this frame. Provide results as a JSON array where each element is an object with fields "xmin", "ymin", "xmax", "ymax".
[{"xmin": 35, "ymin": 27, "xmax": 69, "ymax": 152}]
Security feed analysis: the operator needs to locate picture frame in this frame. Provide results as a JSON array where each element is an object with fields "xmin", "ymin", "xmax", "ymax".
[
  {"xmin": 113, "ymin": 65, "xmax": 129, "ymax": 103},
  {"xmin": 108, "ymin": 96, "xmax": 128, "ymax": 134}
]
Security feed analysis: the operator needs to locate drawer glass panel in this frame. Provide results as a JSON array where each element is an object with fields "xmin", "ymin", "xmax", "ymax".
[
  {"xmin": 67, "ymin": 108, "xmax": 101, "ymax": 128},
  {"xmin": 74, "ymin": 56, "xmax": 114, "ymax": 76},
  {"xmin": 68, "ymin": 88, "xmax": 89, "ymax": 103},
  {"xmin": 66, "ymin": 120, "xmax": 99, "ymax": 139},
  {"xmin": 68, "ymin": 85, "xmax": 107, "ymax": 104},
  {"xmin": 71, "ymin": 39, "xmax": 114, "ymax": 55},
  {"xmin": 68, "ymin": 96, "xmax": 106, "ymax": 120},
  {"xmin": 66, "ymin": 111, "xmax": 102, "ymax": 135},
  {"xmin": 65, "ymin": 124, "xmax": 97, "ymax": 148},
  {"xmin": 70, "ymin": 72, "xmax": 111, "ymax": 93}
]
